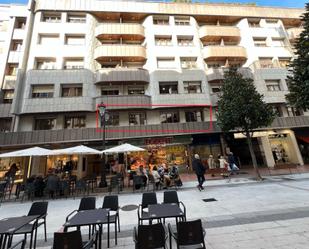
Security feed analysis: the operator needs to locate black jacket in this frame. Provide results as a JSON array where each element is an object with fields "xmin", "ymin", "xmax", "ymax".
[{"xmin": 192, "ymin": 159, "xmax": 205, "ymax": 175}]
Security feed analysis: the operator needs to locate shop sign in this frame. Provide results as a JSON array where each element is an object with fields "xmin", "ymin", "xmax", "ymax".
[{"xmin": 144, "ymin": 137, "xmax": 173, "ymax": 146}]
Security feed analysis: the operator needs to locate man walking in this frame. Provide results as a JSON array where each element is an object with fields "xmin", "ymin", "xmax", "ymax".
[{"xmin": 192, "ymin": 154, "xmax": 206, "ymax": 191}]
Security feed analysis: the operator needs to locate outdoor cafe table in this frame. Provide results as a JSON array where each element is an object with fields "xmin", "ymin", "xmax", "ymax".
[
  {"xmin": 0, "ymin": 215, "xmax": 39, "ymax": 249},
  {"xmin": 63, "ymin": 209, "xmax": 110, "ymax": 249},
  {"xmin": 148, "ymin": 203, "xmax": 185, "ymax": 224}
]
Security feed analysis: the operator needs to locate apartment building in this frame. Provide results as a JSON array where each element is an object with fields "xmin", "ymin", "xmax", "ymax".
[{"xmin": 0, "ymin": 0, "xmax": 308, "ymax": 176}]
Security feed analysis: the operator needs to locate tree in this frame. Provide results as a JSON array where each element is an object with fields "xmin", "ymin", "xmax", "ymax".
[
  {"xmin": 216, "ymin": 68, "xmax": 275, "ymax": 180},
  {"xmin": 286, "ymin": 3, "xmax": 309, "ymax": 110}
]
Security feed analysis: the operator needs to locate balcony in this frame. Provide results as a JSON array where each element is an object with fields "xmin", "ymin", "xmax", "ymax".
[
  {"xmin": 94, "ymin": 44, "xmax": 146, "ymax": 62},
  {"xmin": 0, "ymin": 104, "xmax": 12, "ymax": 118},
  {"xmin": 95, "ymin": 68, "xmax": 149, "ymax": 84},
  {"xmin": 206, "ymin": 67, "xmax": 253, "ymax": 82},
  {"xmin": 94, "ymin": 95, "xmax": 151, "ymax": 110},
  {"xmin": 199, "ymin": 25, "xmax": 240, "ymax": 42},
  {"xmin": 287, "ymin": 27, "xmax": 302, "ymax": 42},
  {"xmin": 3, "ymin": 76, "xmax": 16, "ymax": 89},
  {"xmin": 202, "ymin": 46, "xmax": 247, "ymax": 62},
  {"xmin": 95, "ymin": 23, "xmax": 145, "ymax": 41}
]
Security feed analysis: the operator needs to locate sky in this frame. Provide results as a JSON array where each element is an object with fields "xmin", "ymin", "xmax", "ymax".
[{"xmin": 0, "ymin": 0, "xmax": 307, "ymax": 8}]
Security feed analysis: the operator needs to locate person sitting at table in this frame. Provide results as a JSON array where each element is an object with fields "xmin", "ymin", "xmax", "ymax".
[
  {"xmin": 5, "ymin": 163, "xmax": 19, "ymax": 181},
  {"xmin": 151, "ymin": 166, "xmax": 161, "ymax": 188},
  {"xmin": 136, "ymin": 165, "xmax": 148, "ymax": 187}
]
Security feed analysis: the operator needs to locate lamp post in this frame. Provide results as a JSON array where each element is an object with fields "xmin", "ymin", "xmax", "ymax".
[{"xmin": 98, "ymin": 103, "xmax": 108, "ymax": 188}]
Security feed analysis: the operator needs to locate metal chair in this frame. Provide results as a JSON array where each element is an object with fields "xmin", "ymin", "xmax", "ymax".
[
  {"xmin": 74, "ymin": 179, "xmax": 89, "ymax": 197},
  {"xmin": 137, "ymin": 192, "xmax": 157, "ymax": 225},
  {"xmin": 0, "ymin": 181, "xmax": 6, "ymax": 205},
  {"xmin": 7, "ymin": 239, "xmax": 26, "ymax": 249},
  {"xmin": 53, "ymin": 230, "xmax": 98, "ymax": 249},
  {"xmin": 108, "ymin": 176, "xmax": 121, "ymax": 194},
  {"xmin": 168, "ymin": 219, "xmax": 206, "ymax": 249},
  {"xmin": 163, "ymin": 191, "xmax": 186, "ymax": 221},
  {"xmin": 133, "ymin": 223, "xmax": 168, "ymax": 249},
  {"xmin": 11, "ymin": 201, "xmax": 48, "ymax": 249},
  {"xmin": 102, "ymin": 195, "xmax": 120, "ymax": 245}
]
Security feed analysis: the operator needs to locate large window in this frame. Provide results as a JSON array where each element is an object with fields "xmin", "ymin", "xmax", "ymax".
[
  {"xmin": 278, "ymin": 58, "xmax": 291, "ymax": 68},
  {"xmin": 61, "ymin": 84, "xmax": 82, "ymax": 97},
  {"xmin": 11, "ymin": 40, "xmax": 23, "ymax": 51},
  {"xmin": 265, "ymin": 80, "xmax": 281, "ymax": 91},
  {"xmin": 272, "ymin": 37, "xmax": 285, "ymax": 47},
  {"xmin": 0, "ymin": 118, "xmax": 11, "ymax": 132},
  {"xmin": 3, "ymin": 90, "xmax": 14, "ymax": 103},
  {"xmin": 7, "ymin": 64, "xmax": 18, "ymax": 76},
  {"xmin": 101, "ymin": 89, "xmax": 119, "ymax": 95},
  {"xmin": 253, "ymin": 37, "xmax": 267, "ymax": 47},
  {"xmin": 128, "ymin": 86, "xmax": 144, "ymax": 95},
  {"xmin": 159, "ymin": 82, "xmax": 178, "ymax": 94},
  {"xmin": 36, "ymin": 58, "xmax": 56, "ymax": 69},
  {"xmin": 64, "ymin": 116, "xmax": 86, "ymax": 129},
  {"xmin": 160, "ymin": 111, "xmax": 179, "ymax": 123},
  {"xmin": 32, "ymin": 85, "xmax": 54, "ymax": 98},
  {"xmin": 177, "ymin": 36, "xmax": 193, "ymax": 46},
  {"xmin": 153, "ymin": 16, "xmax": 169, "ymax": 25},
  {"xmin": 38, "ymin": 34, "xmax": 59, "ymax": 45},
  {"xmin": 185, "ymin": 110, "xmax": 203, "ymax": 122},
  {"xmin": 270, "ymin": 105, "xmax": 283, "ymax": 117},
  {"xmin": 64, "ymin": 58, "xmax": 84, "ymax": 69},
  {"xmin": 180, "ymin": 57, "xmax": 197, "ymax": 69},
  {"xmin": 42, "ymin": 12, "xmax": 61, "ymax": 23},
  {"xmin": 259, "ymin": 58, "xmax": 274, "ymax": 68},
  {"xmin": 287, "ymin": 106, "xmax": 303, "ymax": 117},
  {"xmin": 183, "ymin": 81, "xmax": 202, "ymax": 93},
  {"xmin": 174, "ymin": 16, "xmax": 190, "ymax": 26},
  {"xmin": 157, "ymin": 58, "xmax": 175, "ymax": 69},
  {"xmin": 34, "ymin": 118, "xmax": 56, "ymax": 130},
  {"xmin": 129, "ymin": 112, "xmax": 147, "ymax": 125},
  {"xmin": 155, "ymin": 36, "xmax": 172, "ymax": 46},
  {"xmin": 248, "ymin": 19, "xmax": 260, "ymax": 27},
  {"xmin": 67, "ymin": 13, "xmax": 86, "ymax": 23},
  {"xmin": 106, "ymin": 112, "xmax": 119, "ymax": 126},
  {"xmin": 65, "ymin": 35, "xmax": 85, "ymax": 45}
]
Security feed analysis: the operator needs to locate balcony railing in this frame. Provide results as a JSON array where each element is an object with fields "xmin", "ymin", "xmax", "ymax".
[
  {"xmin": 202, "ymin": 46, "xmax": 247, "ymax": 62},
  {"xmin": 199, "ymin": 25, "xmax": 240, "ymax": 42},
  {"xmin": 95, "ymin": 23, "xmax": 145, "ymax": 40},
  {"xmin": 3, "ymin": 75, "xmax": 17, "ymax": 89},
  {"xmin": 0, "ymin": 104, "xmax": 12, "ymax": 118},
  {"xmin": 95, "ymin": 68, "xmax": 149, "ymax": 83},
  {"xmin": 94, "ymin": 95, "xmax": 151, "ymax": 109}
]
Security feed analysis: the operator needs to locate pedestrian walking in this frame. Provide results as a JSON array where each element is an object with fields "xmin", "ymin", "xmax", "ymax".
[
  {"xmin": 228, "ymin": 152, "xmax": 239, "ymax": 175},
  {"xmin": 192, "ymin": 154, "xmax": 206, "ymax": 191}
]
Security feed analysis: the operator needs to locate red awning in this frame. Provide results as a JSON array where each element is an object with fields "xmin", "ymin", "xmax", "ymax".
[{"xmin": 297, "ymin": 136, "xmax": 309, "ymax": 143}]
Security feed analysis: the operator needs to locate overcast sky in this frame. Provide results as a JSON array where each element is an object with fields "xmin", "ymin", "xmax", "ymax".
[{"xmin": 0, "ymin": 0, "xmax": 306, "ymax": 8}]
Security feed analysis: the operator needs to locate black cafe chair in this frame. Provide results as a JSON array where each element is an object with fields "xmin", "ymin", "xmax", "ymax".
[
  {"xmin": 53, "ymin": 230, "xmax": 98, "ymax": 249},
  {"xmin": 7, "ymin": 238, "xmax": 26, "ymax": 249},
  {"xmin": 133, "ymin": 223, "xmax": 168, "ymax": 249},
  {"xmin": 11, "ymin": 201, "xmax": 48, "ymax": 249},
  {"xmin": 168, "ymin": 219, "xmax": 206, "ymax": 249},
  {"xmin": 163, "ymin": 191, "xmax": 186, "ymax": 221},
  {"xmin": 102, "ymin": 195, "xmax": 120, "ymax": 245},
  {"xmin": 137, "ymin": 192, "xmax": 158, "ymax": 225},
  {"xmin": 66, "ymin": 197, "xmax": 96, "ymax": 239}
]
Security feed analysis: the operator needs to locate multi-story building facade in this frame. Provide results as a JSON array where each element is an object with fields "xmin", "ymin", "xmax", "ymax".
[{"xmin": 0, "ymin": 0, "xmax": 308, "ymax": 177}]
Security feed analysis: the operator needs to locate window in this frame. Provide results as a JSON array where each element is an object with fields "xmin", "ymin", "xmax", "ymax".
[
  {"xmin": 128, "ymin": 86, "xmax": 144, "ymax": 95},
  {"xmin": 174, "ymin": 16, "xmax": 190, "ymax": 26},
  {"xmin": 159, "ymin": 82, "xmax": 178, "ymax": 94},
  {"xmin": 3, "ymin": 90, "xmax": 14, "ymax": 103},
  {"xmin": 38, "ymin": 34, "xmax": 59, "ymax": 45},
  {"xmin": 272, "ymin": 38, "xmax": 285, "ymax": 47},
  {"xmin": 64, "ymin": 58, "xmax": 84, "ymax": 69},
  {"xmin": 32, "ymin": 85, "xmax": 54, "ymax": 98},
  {"xmin": 212, "ymin": 87, "xmax": 221, "ymax": 93},
  {"xmin": 265, "ymin": 80, "xmax": 281, "ymax": 91},
  {"xmin": 34, "ymin": 118, "xmax": 56, "ymax": 130},
  {"xmin": 67, "ymin": 13, "xmax": 86, "ymax": 23},
  {"xmin": 183, "ymin": 81, "xmax": 202, "ymax": 93},
  {"xmin": 207, "ymin": 61, "xmax": 226, "ymax": 69},
  {"xmin": 15, "ymin": 17, "xmax": 26, "ymax": 29},
  {"xmin": 259, "ymin": 58, "xmax": 274, "ymax": 68},
  {"xmin": 101, "ymin": 89, "xmax": 119, "ymax": 95},
  {"xmin": 271, "ymin": 105, "xmax": 283, "ymax": 117},
  {"xmin": 177, "ymin": 36, "xmax": 193, "ymax": 46},
  {"xmin": 6, "ymin": 64, "xmax": 18, "ymax": 75},
  {"xmin": 155, "ymin": 36, "xmax": 172, "ymax": 46},
  {"xmin": 153, "ymin": 16, "xmax": 169, "ymax": 25},
  {"xmin": 185, "ymin": 110, "xmax": 203, "ymax": 122},
  {"xmin": 0, "ymin": 118, "xmax": 11, "ymax": 132},
  {"xmin": 180, "ymin": 57, "xmax": 197, "ymax": 69},
  {"xmin": 36, "ymin": 58, "xmax": 56, "ymax": 69},
  {"xmin": 129, "ymin": 112, "xmax": 147, "ymax": 125},
  {"xmin": 278, "ymin": 58, "xmax": 291, "ymax": 68},
  {"xmin": 106, "ymin": 112, "xmax": 119, "ymax": 126},
  {"xmin": 64, "ymin": 116, "xmax": 86, "ymax": 129},
  {"xmin": 160, "ymin": 111, "xmax": 179, "ymax": 123},
  {"xmin": 248, "ymin": 19, "xmax": 260, "ymax": 27},
  {"xmin": 65, "ymin": 35, "xmax": 85, "ymax": 45},
  {"xmin": 157, "ymin": 57, "xmax": 175, "ymax": 69},
  {"xmin": 62, "ymin": 85, "xmax": 82, "ymax": 97},
  {"xmin": 253, "ymin": 37, "xmax": 267, "ymax": 47},
  {"xmin": 11, "ymin": 40, "xmax": 22, "ymax": 51},
  {"xmin": 265, "ymin": 19, "xmax": 278, "ymax": 24},
  {"xmin": 287, "ymin": 106, "xmax": 303, "ymax": 117},
  {"xmin": 42, "ymin": 12, "xmax": 61, "ymax": 23}
]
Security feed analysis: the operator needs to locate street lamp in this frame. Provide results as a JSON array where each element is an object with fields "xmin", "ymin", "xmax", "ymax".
[{"xmin": 98, "ymin": 103, "xmax": 108, "ymax": 188}]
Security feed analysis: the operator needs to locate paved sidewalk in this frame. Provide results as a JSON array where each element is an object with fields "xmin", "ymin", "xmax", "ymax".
[{"xmin": 1, "ymin": 173, "xmax": 309, "ymax": 248}]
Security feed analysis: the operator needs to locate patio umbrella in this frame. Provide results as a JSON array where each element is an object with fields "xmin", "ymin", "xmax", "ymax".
[
  {"xmin": 102, "ymin": 143, "xmax": 145, "ymax": 154},
  {"xmin": 51, "ymin": 145, "xmax": 101, "ymax": 155},
  {"xmin": 0, "ymin": 146, "xmax": 53, "ymax": 157}
]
